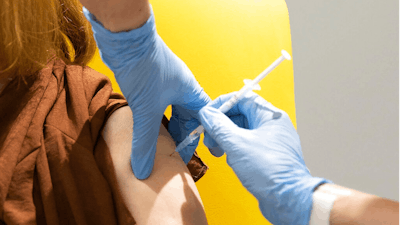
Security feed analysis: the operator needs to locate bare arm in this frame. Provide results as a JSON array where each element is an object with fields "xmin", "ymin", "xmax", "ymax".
[
  {"xmin": 79, "ymin": 0, "xmax": 150, "ymax": 32},
  {"xmin": 102, "ymin": 106, "xmax": 208, "ymax": 225},
  {"xmin": 314, "ymin": 183, "xmax": 399, "ymax": 225}
]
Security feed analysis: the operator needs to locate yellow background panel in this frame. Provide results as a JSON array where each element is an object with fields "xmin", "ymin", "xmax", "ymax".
[{"xmin": 88, "ymin": 0, "xmax": 294, "ymax": 224}]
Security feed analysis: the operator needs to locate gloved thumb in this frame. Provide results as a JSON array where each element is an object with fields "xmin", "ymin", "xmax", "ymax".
[
  {"xmin": 198, "ymin": 106, "xmax": 241, "ymax": 154},
  {"xmin": 130, "ymin": 112, "xmax": 164, "ymax": 180}
]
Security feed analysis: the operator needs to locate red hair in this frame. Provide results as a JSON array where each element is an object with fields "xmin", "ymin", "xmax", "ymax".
[{"xmin": 0, "ymin": 0, "xmax": 96, "ymax": 84}]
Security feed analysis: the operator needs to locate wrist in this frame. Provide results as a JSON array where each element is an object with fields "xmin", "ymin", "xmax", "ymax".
[
  {"xmin": 254, "ymin": 176, "xmax": 329, "ymax": 225},
  {"xmin": 326, "ymin": 184, "xmax": 398, "ymax": 225},
  {"xmin": 311, "ymin": 183, "xmax": 362, "ymax": 225},
  {"xmin": 310, "ymin": 183, "xmax": 346, "ymax": 225}
]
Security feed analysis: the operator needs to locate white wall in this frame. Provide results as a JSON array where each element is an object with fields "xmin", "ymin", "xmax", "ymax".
[{"xmin": 285, "ymin": 0, "xmax": 399, "ymax": 200}]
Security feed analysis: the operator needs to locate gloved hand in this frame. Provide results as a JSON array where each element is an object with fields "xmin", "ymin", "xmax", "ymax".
[
  {"xmin": 199, "ymin": 92, "xmax": 331, "ymax": 225},
  {"xmin": 83, "ymin": 7, "xmax": 210, "ymax": 179}
]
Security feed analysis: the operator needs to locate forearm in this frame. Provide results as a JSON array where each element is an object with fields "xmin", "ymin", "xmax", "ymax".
[
  {"xmin": 79, "ymin": 0, "xmax": 150, "ymax": 32},
  {"xmin": 314, "ymin": 183, "xmax": 399, "ymax": 225}
]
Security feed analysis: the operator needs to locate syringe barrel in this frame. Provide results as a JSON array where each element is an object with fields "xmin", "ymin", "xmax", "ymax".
[{"xmin": 218, "ymin": 84, "xmax": 253, "ymax": 113}]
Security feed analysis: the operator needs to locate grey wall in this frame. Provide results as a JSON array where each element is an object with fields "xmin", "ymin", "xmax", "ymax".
[{"xmin": 285, "ymin": 0, "xmax": 399, "ymax": 200}]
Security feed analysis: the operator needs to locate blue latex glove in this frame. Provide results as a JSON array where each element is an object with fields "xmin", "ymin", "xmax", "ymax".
[
  {"xmin": 199, "ymin": 92, "xmax": 331, "ymax": 225},
  {"xmin": 83, "ymin": 7, "xmax": 210, "ymax": 179}
]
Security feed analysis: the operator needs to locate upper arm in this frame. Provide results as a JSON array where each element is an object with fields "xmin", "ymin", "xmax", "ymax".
[
  {"xmin": 79, "ymin": 0, "xmax": 150, "ymax": 32},
  {"xmin": 101, "ymin": 106, "xmax": 208, "ymax": 225}
]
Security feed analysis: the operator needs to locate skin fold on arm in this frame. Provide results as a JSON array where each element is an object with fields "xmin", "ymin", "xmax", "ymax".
[{"xmin": 102, "ymin": 106, "xmax": 208, "ymax": 225}]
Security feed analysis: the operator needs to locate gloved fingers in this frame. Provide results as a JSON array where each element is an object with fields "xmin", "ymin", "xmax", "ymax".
[
  {"xmin": 203, "ymin": 131, "xmax": 218, "ymax": 149},
  {"xmin": 207, "ymin": 92, "xmax": 285, "ymax": 129},
  {"xmin": 169, "ymin": 105, "xmax": 200, "ymax": 143},
  {"xmin": 203, "ymin": 114, "xmax": 248, "ymax": 157},
  {"xmin": 206, "ymin": 92, "xmax": 274, "ymax": 117},
  {"xmin": 205, "ymin": 92, "xmax": 243, "ymax": 117},
  {"xmin": 130, "ymin": 112, "xmax": 164, "ymax": 180},
  {"xmin": 178, "ymin": 136, "xmax": 200, "ymax": 164},
  {"xmin": 169, "ymin": 105, "xmax": 202, "ymax": 163},
  {"xmin": 236, "ymin": 93, "xmax": 280, "ymax": 121},
  {"xmin": 208, "ymin": 146, "xmax": 225, "ymax": 157},
  {"xmin": 224, "ymin": 92, "xmax": 289, "ymax": 129},
  {"xmin": 199, "ymin": 106, "xmax": 244, "ymax": 153},
  {"xmin": 229, "ymin": 114, "xmax": 250, "ymax": 129},
  {"xmin": 170, "ymin": 105, "xmax": 198, "ymax": 122},
  {"xmin": 203, "ymin": 132, "xmax": 225, "ymax": 157},
  {"xmin": 169, "ymin": 117, "xmax": 201, "ymax": 164}
]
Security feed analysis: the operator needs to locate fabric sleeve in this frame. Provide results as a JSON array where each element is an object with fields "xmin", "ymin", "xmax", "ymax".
[{"xmin": 104, "ymin": 92, "xmax": 129, "ymax": 122}]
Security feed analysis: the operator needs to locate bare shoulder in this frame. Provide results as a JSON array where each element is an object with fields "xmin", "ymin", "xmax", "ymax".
[{"xmin": 102, "ymin": 106, "xmax": 208, "ymax": 225}]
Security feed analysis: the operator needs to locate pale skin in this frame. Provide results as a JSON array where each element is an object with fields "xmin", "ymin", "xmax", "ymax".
[
  {"xmin": 102, "ymin": 106, "xmax": 208, "ymax": 225},
  {"xmin": 316, "ymin": 183, "xmax": 399, "ymax": 225},
  {"xmin": 81, "ymin": 0, "xmax": 399, "ymax": 223}
]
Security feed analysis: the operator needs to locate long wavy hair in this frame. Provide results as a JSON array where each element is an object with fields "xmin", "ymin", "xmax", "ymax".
[{"xmin": 0, "ymin": 0, "xmax": 96, "ymax": 84}]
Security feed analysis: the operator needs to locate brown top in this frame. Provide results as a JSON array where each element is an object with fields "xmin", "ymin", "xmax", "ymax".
[{"xmin": 0, "ymin": 59, "xmax": 208, "ymax": 225}]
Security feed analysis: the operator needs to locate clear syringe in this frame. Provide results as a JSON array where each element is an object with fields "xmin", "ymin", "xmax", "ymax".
[{"xmin": 175, "ymin": 50, "xmax": 292, "ymax": 153}]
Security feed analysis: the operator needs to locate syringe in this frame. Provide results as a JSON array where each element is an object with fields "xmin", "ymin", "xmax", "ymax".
[{"xmin": 175, "ymin": 50, "xmax": 292, "ymax": 153}]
